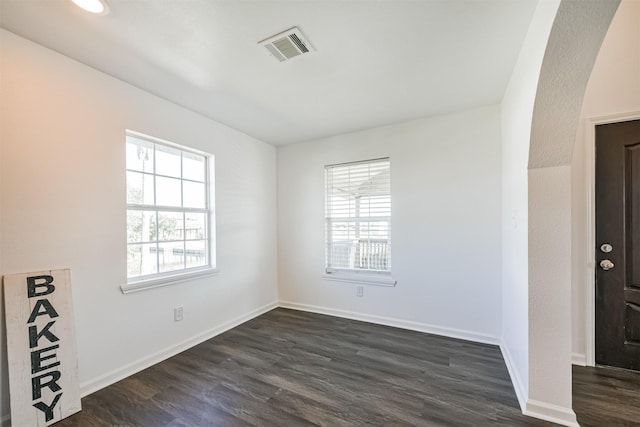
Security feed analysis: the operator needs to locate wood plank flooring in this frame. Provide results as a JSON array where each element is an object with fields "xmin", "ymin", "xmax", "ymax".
[
  {"xmin": 54, "ymin": 308, "xmax": 562, "ymax": 426},
  {"xmin": 573, "ymin": 365, "xmax": 640, "ymax": 426}
]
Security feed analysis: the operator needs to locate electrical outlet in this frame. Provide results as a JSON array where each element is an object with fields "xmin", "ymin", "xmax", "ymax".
[
  {"xmin": 174, "ymin": 306, "xmax": 183, "ymax": 322},
  {"xmin": 356, "ymin": 286, "xmax": 364, "ymax": 297}
]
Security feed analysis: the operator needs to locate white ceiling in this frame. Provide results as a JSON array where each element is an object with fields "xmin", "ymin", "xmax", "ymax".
[{"xmin": 0, "ymin": 0, "xmax": 537, "ymax": 145}]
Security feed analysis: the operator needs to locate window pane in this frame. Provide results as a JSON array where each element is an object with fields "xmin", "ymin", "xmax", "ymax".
[
  {"xmin": 156, "ymin": 176, "xmax": 182, "ymax": 207},
  {"xmin": 183, "ymin": 153, "xmax": 205, "ymax": 182},
  {"xmin": 127, "ymin": 210, "xmax": 156, "ymax": 243},
  {"xmin": 186, "ymin": 240, "xmax": 207, "ymax": 268},
  {"xmin": 358, "ymin": 220, "xmax": 390, "ymax": 239},
  {"xmin": 126, "ymin": 137, "xmax": 154, "ymax": 173},
  {"xmin": 156, "ymin": 145, "xmax": 182, "ymax": 178},
  {"xmin": 328, "ymin": 221, "xmax": 357, "ymax": 241},
  {"xmin": 185, "ymin": 212, "xmax": 206, "ymax": 240},
  {"xmin": 127, "ymin": 243, "xmax": 157, "ymax": 277},
  {"xmin": 183, "ymin": 181, "xmax": 205, "ymax": 209},
  {"xmin": 127, "ymin": 171, "xmax": 154, "ymax": 205},
  {"xmin": 126, "ymin": 131, "xmax": 213, "ymax": 282},
  {"xmin": 158, "ymin": 241, "xmax": 184, "ymax": 273},
  {"xmin": 326, "ymin": 239, "xmax": 355, "ymax": 269},
  {"xmin": 157, "ymin": 211, "xmax": 184, "ymax": 241},
  {"xmin": 355, "ymin": 237, "xmax": 389, "ymax": 270}
]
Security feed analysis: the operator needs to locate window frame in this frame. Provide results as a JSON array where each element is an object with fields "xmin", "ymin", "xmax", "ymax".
[
  {"xmin": 323, "ymin": 158, "xmax": 396, "ymax": 287},
  {"xmin": 121, "ymin": 130, "xmax": 217, "ymax": 294}
]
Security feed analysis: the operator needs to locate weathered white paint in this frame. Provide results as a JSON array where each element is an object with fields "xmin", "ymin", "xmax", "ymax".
[
  {"xmin": 278, "ymin": 105, "xmax": 503, "ymax": 341},
  {"xmin": 4, "ymin": 269, "xmax": 81, "ymax": 426},
  {"xmin": 0, "ymin": 29, "xmax": 278, "ymax": 423},
  {"xmin": 570, "ymin": 0, "xmax": 640, "ymax": 365}
]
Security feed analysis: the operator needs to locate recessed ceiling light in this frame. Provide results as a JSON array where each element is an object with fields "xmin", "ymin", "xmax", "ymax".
[{"xmin": 71, "ymin": 0, "xmax": 109, "ymax": 15}]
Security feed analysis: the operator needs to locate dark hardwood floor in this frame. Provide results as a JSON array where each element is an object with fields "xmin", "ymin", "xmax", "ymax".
[
  {"xmin": 573, "ymin": 364, "xmax": 640, "ymax": 427},
  {"xmin": 54, "ymin": 308, "xmax": 630, "ymax": 427}
]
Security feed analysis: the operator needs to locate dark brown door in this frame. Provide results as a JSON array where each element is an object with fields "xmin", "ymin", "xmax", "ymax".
[{"xmin": 596, "ymin": 119, "xmax": 640, "ymax": 370}]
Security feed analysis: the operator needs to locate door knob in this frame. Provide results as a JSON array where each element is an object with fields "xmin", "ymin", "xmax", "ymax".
[{"xmin": 600, "ymin": 259, "xmax": 614, "ymax": 271}]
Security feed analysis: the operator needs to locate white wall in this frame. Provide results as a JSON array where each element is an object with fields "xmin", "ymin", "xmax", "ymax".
[
  {"xmin": 571, "ymin": 0, "xmax": 640, "ymax": 362},
  {"xmin": 524, "ymin": 1, "xmax": 618, "ymax": 425},
  {"xmin": 0, "ymin": 29, "xmax": 279, "ymax": 422},
  {"xmin": 500, "ymin": 0, "xmax": 560, "ymax": 411},
  {"xmin": 0, "ymin": 36, "xmax": 6, "ymax": 422},
  {"xmin": 527, "ymin": 165, "xmax": 573, "ymax": 418},
  {"xmin": 278, "ymin": 105, "xmax": 503, "ymax": 342}
]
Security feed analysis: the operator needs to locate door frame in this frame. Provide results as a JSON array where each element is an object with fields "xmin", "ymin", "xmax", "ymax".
[{"xmin": 585, "ymin": 111, "xmax": 640, "ymax": 366}]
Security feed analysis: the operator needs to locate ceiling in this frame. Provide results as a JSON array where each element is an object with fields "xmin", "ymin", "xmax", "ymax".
[{"xmin": 0, "ymin": 0, "xmax": 538, "ymax": 145}]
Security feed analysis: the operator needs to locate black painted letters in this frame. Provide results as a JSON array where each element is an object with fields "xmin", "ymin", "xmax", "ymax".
[
  {"xmin": 27, "ymin": 275, "xmax": 63, "ymax": 421},
  {"xmin": 29, "ymin": 321, "xmax": 59, "ymax": 348},
  {"xmin": 27, "ymin": 299, "xmax": 59, "ymax": 323},
  {"xmin": 27, "ymin": 275, "xmax": 55, "ymax": 298}
]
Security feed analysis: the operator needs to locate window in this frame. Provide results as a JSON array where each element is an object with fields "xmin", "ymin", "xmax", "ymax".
[
  {"xmin": 124, "ymin": 131, "xmax": 216, "ymax": 293},
  {"xmin": 324, "ymin": 158, "xmax": 395, "ymax": 286}
]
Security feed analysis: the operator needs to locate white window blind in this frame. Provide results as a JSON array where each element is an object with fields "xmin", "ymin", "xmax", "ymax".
[{"xmin": 325, "ymin": 158, "xmax": 391, "ymax": 274}]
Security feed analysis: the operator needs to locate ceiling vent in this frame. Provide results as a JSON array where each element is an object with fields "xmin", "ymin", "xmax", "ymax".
[{"xmin": 259, "ymin": 27, "xmax": 314, "ymax": 62}]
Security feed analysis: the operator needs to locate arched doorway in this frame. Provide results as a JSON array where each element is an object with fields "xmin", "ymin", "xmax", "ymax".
[{"xmin": 527, "ymin": 0, "xmax": 620, "ymax": 425}]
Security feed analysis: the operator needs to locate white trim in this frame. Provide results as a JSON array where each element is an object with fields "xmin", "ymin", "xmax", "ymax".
[
  {"xmin": 121, "ymin": 268, "xmax": 218, "ymax": 294},
  {"xmin": 125, "ymin": 130, "xmax": 215, "ymax": 288},
  {"xmin": 584, "ymin": 111, "xmax": 640, "ymax": 367},
  {"xmin": 500, "ymin": 342, "xmax": 527, "ymax": 411},
  {"xmin": 524, "ymin": 399, "xmax": 579, "ymax": 427},
  {"xmin": 585, "ymin": 116, "xmax": 596, "ymax": 367},
  {"xmin": 278, "ymin": 300, "xmax": 500, "ymax": 345},
  {"xmin": 572, "ymin": 352, "xmax": 587, "ymax": 366},
  {"xmin": 322, "ymin": 272, "xmax": 397, "ymax": 287},
  {"xmin": 126, "ymin": 129, "xmax": 210, "ymax": 157},
  {"xmin": 80, "ymin": 301, "xmax": 277, "ymax": 396}
]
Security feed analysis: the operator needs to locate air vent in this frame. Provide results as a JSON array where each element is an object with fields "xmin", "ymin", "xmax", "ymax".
[{"xmin": 259, "ymin": 27, "xmax": 314, "ymax": 62}]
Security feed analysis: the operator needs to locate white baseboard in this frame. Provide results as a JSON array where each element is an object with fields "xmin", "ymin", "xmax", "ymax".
[
  {"xmin": 80, "ymin": 301, "xmax": 278, "ymax": 397},
  {"xmin": 500, "ymin": 342, "xmax": 527, "ymax": 411},
  {"xmin": 572, "ymin": 352, "xmax": 587, "ymax": 366},
  {"xmin": 278, "ymin": 301, "xmax": 500, "ymax": 345},
  {"xmin": 500, "ymin": 343, "xmax": 581, "ymax": 426},
  {"xmin": 524, "ymin": 399, "xmax": 579, "ymax": 427}
]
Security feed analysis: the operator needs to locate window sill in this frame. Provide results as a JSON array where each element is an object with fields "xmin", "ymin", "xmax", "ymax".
[
  {"xmin": 322, "ymin": 271, "xmax": 397, "ymax": 287},
  {"xmin": 121, "ymin": 268, "xmax": 218, "ymax": 294}
]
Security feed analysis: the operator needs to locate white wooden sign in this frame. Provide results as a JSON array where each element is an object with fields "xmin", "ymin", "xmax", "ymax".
[{"xmin": 4, "ymin": 269, "xmax": 81, "ymax": 426}]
